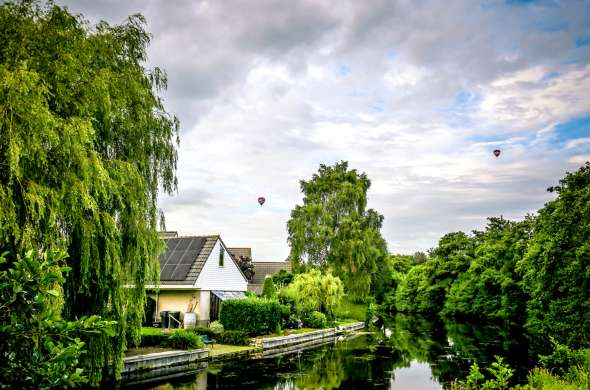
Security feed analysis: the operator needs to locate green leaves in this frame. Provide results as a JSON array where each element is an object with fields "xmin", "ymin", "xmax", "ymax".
[
  {"xmin": 287, "ymin": 161, "xmax": 387, "ymax": 301},
  {"xmin": 0, "ymin": 250, "xmax": 117, "ymax": 388},
  {"xmin": 0, "ymin": 1, "xmax": 178, "ymax": 383}
]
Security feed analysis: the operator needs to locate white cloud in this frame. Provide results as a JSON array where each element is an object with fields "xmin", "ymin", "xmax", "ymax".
[{"xmin": 58, "ymin": 0, "xmax": 590, "ymax": 258}]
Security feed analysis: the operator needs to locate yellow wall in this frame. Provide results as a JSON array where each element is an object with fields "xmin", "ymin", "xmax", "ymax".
[{"xmin": 148, "ymin": 290, "xmax": 199, "ymax": 322}]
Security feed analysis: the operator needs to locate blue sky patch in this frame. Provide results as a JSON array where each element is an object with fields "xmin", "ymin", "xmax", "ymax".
[
  {"xmin": 337, "ymin": 64, "xmax": 351, "ymax": 77},
  {"xmin": 551, "ymin": 116, "xmax": 590, "ymax": 146},
  {"xmin": 576, "ymin": 35, "xmax": 590, "ymax": 48}
]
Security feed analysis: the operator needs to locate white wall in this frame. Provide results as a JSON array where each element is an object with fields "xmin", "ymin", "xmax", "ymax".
[{"xmin": 194, "ymin": 239, "xmax": 248, "ymax": 291}]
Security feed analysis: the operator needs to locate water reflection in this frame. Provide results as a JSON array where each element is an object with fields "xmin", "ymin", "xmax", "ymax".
[{"xmin": 129, "ymin": 315, "xmax": 531, "ymax": 389}]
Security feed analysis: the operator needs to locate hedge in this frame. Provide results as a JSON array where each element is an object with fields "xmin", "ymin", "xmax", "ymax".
[
  {"xmin": 219, "ymin": 297, "xmax": 283, "ymax": 335},
  {"xmin": 138, "ymin": 327, "xmax": 169, "ymax": 347},
  {"xmin": 218, "ymin": 330, "xmax": 250, "ymax": 346},
  {"xmin": 162, "ymin": 330, "xmax": 204, "ymax": 350}
]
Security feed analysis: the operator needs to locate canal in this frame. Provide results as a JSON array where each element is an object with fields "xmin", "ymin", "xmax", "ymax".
[{"xmin": 126, "ymin": 314, "xmax": 533, "ymax": 389}]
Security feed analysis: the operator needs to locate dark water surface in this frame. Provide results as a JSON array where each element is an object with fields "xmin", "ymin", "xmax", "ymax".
[{"xmin": 127, "ymin": 314, "xmax": 533, "ymax": 389}]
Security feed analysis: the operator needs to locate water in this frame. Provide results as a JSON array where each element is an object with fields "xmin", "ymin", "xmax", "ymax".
[{"xmin": 127, "ymin": 314, "xmax": 533, "ymax": 389}]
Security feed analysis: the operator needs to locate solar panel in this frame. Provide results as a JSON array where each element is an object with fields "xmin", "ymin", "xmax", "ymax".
[{"xmin": 158, "ymin": 237, "xmax": 208, "ymax": 281}]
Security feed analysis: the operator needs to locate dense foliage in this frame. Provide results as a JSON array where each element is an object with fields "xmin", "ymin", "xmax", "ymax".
[
  {"xmin": 385, "ymin": 163, "xmax": 590, "ymax": 351},
  {"xmin": 0, "ymin": 1, "xmax": 178, "ymax": 383},
  {"xmin": 394, "ymin": 232, "xmax": 474, "ymax": 313},
  {"xmin": 262, "ymin": 276, "xmax": 277, "ymax": 298},
  {"xmin": 281, "ymin": 268, "xmax": 344, "ymax": 318},
  {"xmin": 235, "ymin": 256, "xmax": 255, "ymax": 281},
  {"xmin": 218, "ymin": 330, "xmax": 251, "ymax": 346},
  {"xmin": 162, "ymin": 330, "xmax": 203, "ymax": 350},
  {"xmin": 272, "ymin": 269, "xmax": 294, "ymax": 288},
  {"xmin": 304, "ymin": 311, "xmax": 328, "ymax": 328},
  {"xmin": 208, "ymin": 320, "xmax": 224, "ymax": 335},
  {"xmin": 0, "ymin": 250, "xmax": 115, "ymax": 388},
  {"xmin": 516, "ymin": 163, "xmax": 590, "ymax": 348},
  {"xmin": 138, "ymin": 327, "xmax": 170, "ymax": 347},
  {"xmin": 287, "ymin": 161, "xmax": 388, "ymax": 300},
  {"xmin": 219, "ymin": 298, "xmax": 284, "ymax": 336},
  {"xmin": 442, "ymin": 217, "xmax": 531, "ymax": 325}
]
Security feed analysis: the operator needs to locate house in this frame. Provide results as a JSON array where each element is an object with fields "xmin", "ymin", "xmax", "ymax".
[
  {"xmin": 148, "ymin": 235, "xmax": 248, "ymax": 327},
  {"xmin": 247, "ymin": 261, "xmax": 292, "ymax": 294}
]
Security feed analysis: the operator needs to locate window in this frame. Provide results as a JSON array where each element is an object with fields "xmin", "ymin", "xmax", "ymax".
[{"xmin": 219, "ymin": 246, "xmax": 224, "ymax": 267}]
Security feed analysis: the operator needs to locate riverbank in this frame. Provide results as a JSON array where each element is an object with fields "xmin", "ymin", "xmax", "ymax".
[{"xmin": 121, "ymin": 321, "xmax": 364, "ymax": 385}]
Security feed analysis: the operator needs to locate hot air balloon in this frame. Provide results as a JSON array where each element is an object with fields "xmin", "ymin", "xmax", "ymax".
[
  {"xmin": 493, "ymin": 149, "xmax": 501, "ymax": 158},
  {"xmin": 257, "ymin": 197, "xmax": 266, "ymax": 206}
]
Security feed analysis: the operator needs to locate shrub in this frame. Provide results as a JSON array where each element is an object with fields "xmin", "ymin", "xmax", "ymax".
[
  {"xmin": 281, "ymin": 269, "xmax": 343, "ymax": 317},
  {"xmin": 139, "ymin": 327, "xmax": 170, "ymax": 347},
  {"xmin": 220, "ymin": 297, "xmax": 282, "ymax": 335},
  {"xmin": 188, "ymin": 326, "xmax": 217, "ymax": 339},
  {"xmin": 262, "ymin": 277, "xmax": 276, "ymax": 298},
  {"xmin": 209, "ymin": 321, "xmax": 224, "ymax": 335},
  {"xmin": 305, "ymin": 311, "xmax": 328, "ymax": 328},
  {"xmin": 539, "ymin": 340, "xmax": 590, "ymax": 376},
  {"xmin": 163, "ymin": 330, "xmax": 204, "ymax": 350},
  {"xmin": 219, "ymin": 330, "xmax": 250, "ymax": 346}
]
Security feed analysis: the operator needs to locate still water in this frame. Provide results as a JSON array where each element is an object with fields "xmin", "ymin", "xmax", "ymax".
[{"xmin": 130, "ymin": 314, "xmax": 533, "ymax": 390}]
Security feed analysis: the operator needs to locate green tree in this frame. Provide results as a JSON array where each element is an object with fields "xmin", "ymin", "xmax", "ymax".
[
  {"xmin": 287, "ymin": 161, "xmax": 388, "ymax": 300},
  {"xmin": 282, "ymin": 268, "xmax": 344, "ymax": 317},
  {"xmin": 395, "ymin": 232, "xmax": 475, "ymax": 313},
  {"xmin": 517, "ymin": 163, "xmax": 590, "ymax": 348},
  {"xmin": 0, "ymin": 2, "xmax": 178, "ymax": 383},
  {"xmin": 261, "ymin": 276, "xmax": 277, "ymax": 298},
  {"xmin": 442, "ymin": 217, "xmax": 532, "ymax": 324},
  {"xmin": 0, "ymin": 250, "xmax": 115, "ymax": 388},
  {"xmin": 372, "ymin": 253, "xmax": 413, "ymax": 306}
]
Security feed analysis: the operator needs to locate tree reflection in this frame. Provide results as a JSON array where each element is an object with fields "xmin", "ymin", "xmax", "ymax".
[
  {"xmin": 381, "ymin": 313, "xmax": 531, "ymax": 387},
  {"xmin": 138, "ymin": 315, "xmax": 531, "ymax": 389}
]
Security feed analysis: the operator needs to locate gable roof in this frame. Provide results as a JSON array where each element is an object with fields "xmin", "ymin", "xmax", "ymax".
[
  {"xmin": 158, "ymin": 236, "xmax": 217, "ymax": 285},
  {"xmin": 250, "ymin": 261, "xmax": 292, "ymax": 285},
  {"xmin": 228, "ymin": 247, "xmax": 252, "ymax": 259}
]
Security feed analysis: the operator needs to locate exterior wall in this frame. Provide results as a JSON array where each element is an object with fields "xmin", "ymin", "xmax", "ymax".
[
  {"xmin": 195, "ymin": 239, "xmax": 248, "ymax": 291},
  {"xmin": 198, "ymin": 290, "xmax": 211, "ymax": 326},
  {"xmin": 148, "ymin": 290, "xmax": 199, "ymax": 322}
]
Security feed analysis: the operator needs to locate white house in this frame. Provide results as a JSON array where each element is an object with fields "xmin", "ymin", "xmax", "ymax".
[{"xmin": 147, "ymin": 235, "xmax": 248, "ymax": 327}]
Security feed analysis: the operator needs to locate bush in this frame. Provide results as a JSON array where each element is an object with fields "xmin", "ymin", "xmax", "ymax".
[
  {"xmin": 218, "ymin": 330, "xmax": 250, "ymax": 346},
  {"xmin": 304, "ymin": 311, "xmax": 328, "ymax": 328},
  {"xmin": 539, "ymin": 341, "xmax": 590, "ymax": 376},
  {"xmin": 139, "ymin": 327, "xmax": 170, "ymax": 347},
  {"xmin": 262, "ymin": 277, "xmax": 276, "ymax": 298},
  {"xmin": 209, "ymin": 321, "xmax": 224, "ymax": 335},
  {"xmin": 163, "ymin": 330, "xmax": 204, "ymax": 350},
  {"xmin": 220, "ymin": 297, "xmax": 283, "ymax": 335},
  {"xmin": 189, "ymin": 326, "xmax": 217, "ymax": 339}
]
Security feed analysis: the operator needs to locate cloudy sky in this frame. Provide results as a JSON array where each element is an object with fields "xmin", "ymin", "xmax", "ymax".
[{"xmin": 62, "ymin": 0, "xmax": 590, "ymax": 260}]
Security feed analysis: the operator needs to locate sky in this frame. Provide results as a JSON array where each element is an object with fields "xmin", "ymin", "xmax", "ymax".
[{"xmin": 60, "ymin": 0, "xmax": 590, "ymax": 260}]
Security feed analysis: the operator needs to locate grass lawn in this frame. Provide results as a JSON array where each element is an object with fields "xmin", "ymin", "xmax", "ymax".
[
  {"xmin": 125, "ymin": 346, "xmax": 176, "ymax": 357},
  {"xmin": 256, "ymin": 327, "xmax": 319, "ymax": 339},
  {"xmin": 208, "ymin": 344, "xmax": 256, "ymax": 356},
  {"xmin": 333, "ymin": 296, "xmax": 367, "ymax": 322}
]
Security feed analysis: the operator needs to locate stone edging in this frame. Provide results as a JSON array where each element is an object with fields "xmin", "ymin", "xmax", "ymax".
[{"xmin": 122, "ymin": 321, "xmax": 365, "ymax": 377}]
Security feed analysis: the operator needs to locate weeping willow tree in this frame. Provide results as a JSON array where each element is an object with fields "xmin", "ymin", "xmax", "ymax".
[{"xmin": 0, "ymin": 1, "xmax": 178, "ymax": 384}]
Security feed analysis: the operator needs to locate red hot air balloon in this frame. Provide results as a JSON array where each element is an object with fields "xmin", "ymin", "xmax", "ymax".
[
  {"xmin": 493, "ymin": 149, "xmax": 501, "ymax": 158},
  {"xmin": 257, "ymin": 197, "xmax": 266, "ymax": 206}
]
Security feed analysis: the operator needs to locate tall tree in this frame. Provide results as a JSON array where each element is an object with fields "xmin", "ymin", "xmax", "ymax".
[
  {"xmin": 287, "ymin": 161, "xmax": 388, "ymax": 300},
  {"xmin": 395, "ymin": 232, "xmax": 475, "ymax": 313},
  {"xmin": 0, "ymin": 1, "xmax": 178, "ymax": 383},
  {"xmin": 517, "ymin": 163, "xmax": 590, "ymax": 348},
  {"xmin": 442, "ymin": 217, "xmax": 532, "ymax": 324}
]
